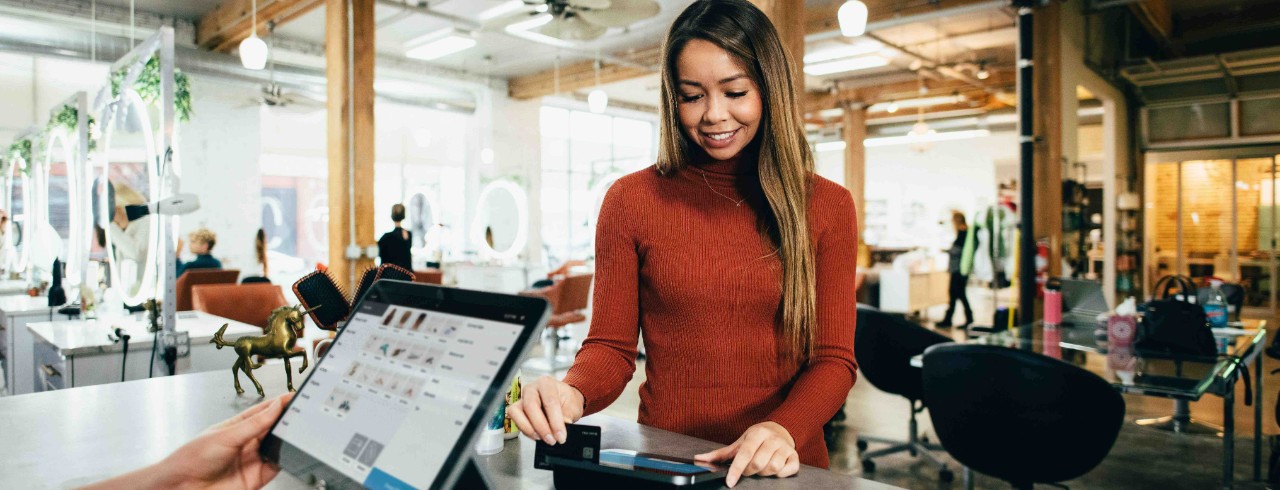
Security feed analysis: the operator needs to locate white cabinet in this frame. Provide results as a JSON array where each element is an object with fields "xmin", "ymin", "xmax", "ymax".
[{"xmin": 878, "ymin": 269, "xmax": 950, "ymax": 315}]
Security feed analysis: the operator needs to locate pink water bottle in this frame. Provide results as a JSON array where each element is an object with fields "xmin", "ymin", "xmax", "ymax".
[{"xmin": 1044, "ymin": 279, "xmax": 1062, "ymax": 325}]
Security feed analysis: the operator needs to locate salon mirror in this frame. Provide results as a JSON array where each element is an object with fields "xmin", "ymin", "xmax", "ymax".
[
  {"xmin": 41, "ymin": 129, "xmax": 77, "ymax": 284},
  {"xmin": 3, "ymin": 154, "xmax": 31, "ymax": 277},
  {"xmin": 407, "ymin": 190, "xmax": 439, "ymax": 251},
  {"xmin": 96, "ymin": 89, "xmax": 160, "ymax": 304},
  {"xmin": 472, "ymin": 180, "xmax": 528, "ymax": 261}
]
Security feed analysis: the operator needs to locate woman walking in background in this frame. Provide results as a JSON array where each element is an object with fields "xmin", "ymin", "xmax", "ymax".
[{"xmin": 938, "ymin": 210, "xmax": 973, "ymax": 328}]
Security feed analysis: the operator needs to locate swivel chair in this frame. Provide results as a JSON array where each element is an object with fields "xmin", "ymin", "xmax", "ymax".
[
  {"xmin": 922, "ymin": 344, "xmax": 1124, "ymax": 490},
  {"xmin": 853, "ymin": 307, "xmax": 954, "ymax": 481},
  {"xmin": 520, "ymin": 272, "xmax": 593, "ymax": 373}
]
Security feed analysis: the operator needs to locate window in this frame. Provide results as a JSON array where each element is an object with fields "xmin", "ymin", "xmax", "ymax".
[{"xmin": 540, "ymin": 106, "xmax": 656, "ymax": 265}]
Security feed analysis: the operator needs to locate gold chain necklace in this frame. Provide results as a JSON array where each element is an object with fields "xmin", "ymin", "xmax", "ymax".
[{"xmin": 696, "ymin": 167, "xmax": 745, "ymax": 207}]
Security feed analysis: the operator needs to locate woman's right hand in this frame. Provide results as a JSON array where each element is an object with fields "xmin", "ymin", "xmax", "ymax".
[{"xmin": 506, "ymin": 375, "xmax": 584, "ymax": 445}]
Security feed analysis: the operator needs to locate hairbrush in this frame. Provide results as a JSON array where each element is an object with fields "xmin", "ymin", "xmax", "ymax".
[
  {"xmin": 352, "ymin": 264, "xmax": 417, "ymax": 305},
  {"xmin": 292, "ymin": 270, "xmax": 352, "ymax": 330}
]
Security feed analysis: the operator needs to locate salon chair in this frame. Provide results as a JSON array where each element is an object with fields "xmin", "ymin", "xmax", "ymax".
[
  {"xmin": 176, "ymin": 269, "xmax": 240, "ymax": 311},
  {"xmin": 413, "ymin": 269, "xmax": 444, "ymax": 285},
  {"xmin": 922, "ymin": 344, "xmax": 1124, "ymax": 490},
  {"xmin": 192, "ymin": 283, "xmax": 288, "ymax": 331},
  {"xmin": 853, "ymin": 307, "xmax": 954, "ymax": 481},
  {"xmin": 520, "ymin": 272, "xmax": 593, "ymax": 373}
]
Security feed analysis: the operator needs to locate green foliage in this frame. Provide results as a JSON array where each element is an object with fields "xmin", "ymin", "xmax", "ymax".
[
  {"xmin": 46, "ymin": 104, "xmax": 97, "ymax": 153},
  {"xmin": 7, "ymin": 139, "xmax": 32, "ymax": 176},
  {"xmin": 111, "ymin": 54, "xmax": 193, "ymax": 122}
]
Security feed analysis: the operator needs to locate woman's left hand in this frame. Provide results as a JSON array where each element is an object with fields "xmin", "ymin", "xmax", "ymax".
[{"xmin": 693, "ymin": 421, "xmax": 800, "ymax": 488}]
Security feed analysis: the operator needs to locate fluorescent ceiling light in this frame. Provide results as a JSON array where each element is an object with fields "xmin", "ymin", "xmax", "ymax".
[
  {"xmin": 479, "ymin": 0, "xmax": 525, "ymax": 21},
  {"xmin": 815, "ymin": 141, "xmax": 847, "ymax": 152},
  {"xmin": 405, "ymin": 28, "xmax": 477, "ymax": 61},
  {"xmin": 506, "ymin": 13, "xmax": 554, "ymax": 32},
  {"xmin": 804, "ymin": 40, "xmax": 882, "ymax": 64},
  {"xmin": 865, "ymin": 129, "xmax": 991, "ymax": 147},
  {"xmin": 803, "ymin": 55, "xmax": 889, "ymax": 76},
  {"xmin": 868, "ymin": 94, "xmax": 966, "ymax": 113}
]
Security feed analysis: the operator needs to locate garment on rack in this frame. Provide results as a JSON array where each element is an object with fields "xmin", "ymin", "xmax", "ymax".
[{"xmin": 961, "ymin": 205, "xmax": 1018, "ymax": 288}]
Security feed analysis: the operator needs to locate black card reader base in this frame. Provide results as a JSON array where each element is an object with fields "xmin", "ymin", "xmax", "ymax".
[{"xmin": 551, "ymin": 466, "xmax": 723, "ymax": 489}]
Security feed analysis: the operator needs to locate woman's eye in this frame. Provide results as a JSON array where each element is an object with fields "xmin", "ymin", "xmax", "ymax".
[
  {"xmin": 680, "ymin": 94, "xmax": 703, "ymax": 103},
  {"xmin": 726, "ymin": 91, "xmax": 748, "ymax": 98}
]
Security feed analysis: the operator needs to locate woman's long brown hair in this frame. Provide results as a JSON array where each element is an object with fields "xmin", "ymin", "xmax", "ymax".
[{"xmin": 655, "ymin": 0, "xmax": 816, "ymax": 363}]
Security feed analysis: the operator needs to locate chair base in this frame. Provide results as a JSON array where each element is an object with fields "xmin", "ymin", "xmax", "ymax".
[
  {"xmin": 856, "ymin": 401, "xmax": 951, "ymax": 482},
  {"xmin": 1135, "ymin": 399, "xmax": 1223, "ymax": 436},
  {"xmin": 522, "ymin": 325, "xmax": 577, "ymax": 374},
  {"xmin": 1135, "ymin": 415, "xmax": 1223, "ymax": 436}
]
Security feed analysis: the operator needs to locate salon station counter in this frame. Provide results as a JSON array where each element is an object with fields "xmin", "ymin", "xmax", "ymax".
[
  {"xmin": 0, "ymin": 368, "xmax": 900, "ymax": 490},
  {"xmin": 0, "ymin": 294, "xmax": 77, "ymax": 396},
  {"xmin": 26, "ymin": 310, "xmax": 260, "ymax": 392},
  {"xmin": 0, "ymin": 279, "xmax": 30, "ymax": 295}
]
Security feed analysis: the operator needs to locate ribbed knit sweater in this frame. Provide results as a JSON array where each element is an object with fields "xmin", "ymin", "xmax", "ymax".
[{"xmin": 561, "ymin": 157, "xmax": 859, "ymax": 468}]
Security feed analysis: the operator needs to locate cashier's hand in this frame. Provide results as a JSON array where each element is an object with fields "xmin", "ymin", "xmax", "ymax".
[
  {"xmin": 507, "ymin": 375, "xmax": 584, "ymax": 445},
  {"xmin": 694, "ymin": 422, "xmax": 800, "ymax": 488},
  {"xmin": 85, "ymin": 392, "xmax": 293, "ymax": 490}
]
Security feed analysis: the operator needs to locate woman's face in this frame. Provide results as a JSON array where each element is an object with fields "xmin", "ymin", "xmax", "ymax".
[{"xmin": 675, "ymin": 39, "xmax": 763, "ymax": 163}]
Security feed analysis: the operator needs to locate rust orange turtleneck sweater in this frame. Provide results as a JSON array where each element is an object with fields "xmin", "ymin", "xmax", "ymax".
[{"xmin": 561, "ymin": 157, "xmax": 859, "ymax": 468}]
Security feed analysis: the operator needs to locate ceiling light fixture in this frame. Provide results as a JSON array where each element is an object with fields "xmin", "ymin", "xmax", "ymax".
[
  {"xmin": 804, "ymin": 40, "xmax": 883, "ymax": 64},
  {"xmin": 868, "ymin": 94, "xmax": 966, "ymax": 113},
  {"xmin": 838, "ymin": 0, "xmax": 869, "ymax": 37},
  {"xmin": 886, "ymin": 101, "xmax": 899, "ymax": 114},
  {"xmin": 976, "ymin": 61, "xmax": 990, "ymax": 80},
  {"xmin": 803, "ymin": 55, "xmax": 889, "ymax": 76},
  {"xmin": 588, "ymin": 58, "xmax": 608, "ymax": 114},
  {"xmin": 239, "ymin": 0, "xmax": 268, "ymax": 70},
  {"xmin": 864, "ymin": 129, "xmax": 991, "ymax": 147},
  {"xmin": 405, "ymin": 28, "xmax": 477, "ymax": 61},
  {"xmin": 478, "ymin": 0, "xmax": 525, "ymax": 21},
  {"xmin": 506, "ymin": 13, "xmax": 554, "ymax": 32}
]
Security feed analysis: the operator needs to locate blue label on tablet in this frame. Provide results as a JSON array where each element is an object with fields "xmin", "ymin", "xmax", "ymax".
[
  {"xmin": 365, "ymin": 467, "xmax": 415, "ymax": 490},
  {"xmin": 601, "ymin": 451, "xmax": 712, "ymax": 475}
]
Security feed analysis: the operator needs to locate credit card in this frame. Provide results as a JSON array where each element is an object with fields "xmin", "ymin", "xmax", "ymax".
[{"xmin": 534, "ymin": 423, "xmax": 601, "ymax": 470}]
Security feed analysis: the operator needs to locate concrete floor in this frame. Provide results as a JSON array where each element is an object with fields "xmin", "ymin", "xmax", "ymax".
[{"xmin": 532, "ymin": 285, "xmax": 1280, "ymax": 489}]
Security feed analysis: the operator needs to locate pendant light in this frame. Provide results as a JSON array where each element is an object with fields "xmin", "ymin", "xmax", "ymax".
[
  {"xmin": 838, "ymin": 0, "xmax": 869, "ymax": 37},
  {"xmin": 239, "ymin": 0, "xmax": 269, "ymax": 70},
  {"xmin": 587, "ymin": 57, "xmax": 608, "ymax": 114}
]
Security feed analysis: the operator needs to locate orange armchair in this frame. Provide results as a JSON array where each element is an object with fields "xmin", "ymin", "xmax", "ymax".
[
  {"xmin": 191, "ymin": 283, "xmax": 289, "ymax": 331},
  {"xmin": 176, "ymin": 269, "xmax": 240, "ymax": 311},
  {"xmin": 519, "ymin": 272, "xmax": 593, "ymax": 372}
]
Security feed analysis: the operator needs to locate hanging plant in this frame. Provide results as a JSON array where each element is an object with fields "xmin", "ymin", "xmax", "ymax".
[
  {"xmin": 111, "ymin": 54, "xmax": 193, "ymax": 122},
  {"xmin": 47, "ymin": 104, "xmax": 97, "ymax": 153},
  {"xmin": 7, "ymin": 139, "xmax": 32, "ymax": 176}
]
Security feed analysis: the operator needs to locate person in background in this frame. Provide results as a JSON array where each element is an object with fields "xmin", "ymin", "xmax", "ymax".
[
  {"xmin": 84, "ymin": 393, "xmax": 293, "ymax": 490},
  {"xmin": 175, "ymin": 227, "xmax": 222, "ymax": 277},
  {"xmin": 938, "ymin": 210, "xmax": 973, "ymax": 328},
  {"xmin": 240, "ymin": 228, "xmax": 271, "ymax": 284},
  {"xmin": 508, "ymin": 1, "xmax": 859, "ymax": 487},
  {"xmin": 378, "ymin": 203, "xmax": 412, "ymax": 271}
]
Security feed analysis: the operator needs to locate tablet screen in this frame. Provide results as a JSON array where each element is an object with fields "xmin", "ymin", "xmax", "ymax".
[{"xmin": 268, "ymin": 299, "xmax": 525, "ymax": 489}]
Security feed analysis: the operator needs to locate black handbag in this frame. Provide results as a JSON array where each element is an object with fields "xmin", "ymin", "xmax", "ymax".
[{"xmin": 1136, "ymin": 300, "xmax": 1216, "ymax": 357}]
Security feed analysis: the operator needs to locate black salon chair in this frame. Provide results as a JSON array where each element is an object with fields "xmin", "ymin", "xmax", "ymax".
[
  {"xmin": 853, "ymin": 307, "xmax": 954, "ymax": 481},
  {"xmin": 922, "ymin": 344, "xmax": 1124, "ymax": 490}
]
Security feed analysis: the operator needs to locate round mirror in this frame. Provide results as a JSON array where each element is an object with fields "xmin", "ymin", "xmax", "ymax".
[
  {"xmin": 43, "ymin": 128, "xmax": 83, "ymax": 286},
  {"xmin": 96, "ymin": 89, "xmax": 161, "ymax": 305},
  {"xmin": 4, "ymin": 154, "xmax": 31, "ymax": 276},
  {"xmin": 471, "ymin": 180, "xmax": 528, "ymax": 261},
  {"xmin": 407, "ymin": 189, "xmax": 440, "ymax": 252}
]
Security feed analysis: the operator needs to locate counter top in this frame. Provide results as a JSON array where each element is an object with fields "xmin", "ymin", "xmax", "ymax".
[
  {"xmin": 27, "ymin": 311, "xmax": 261, "ymax": 356},
  {"xmin": 0, "ymin": 294, "xmax": 60, "ymax": 317},
  {"xmin": 0, "ymin": 279, "xmax": 30, "ymax": 295},
  {"xmin": 0, "ymin": 368, "xmax": 897, "ymax": 490}
]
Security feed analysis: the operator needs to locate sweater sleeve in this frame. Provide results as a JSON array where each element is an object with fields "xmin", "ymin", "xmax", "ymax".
[
  {"xmin": 767, "ymin": 188, "xmax": 859, "ymax": 449},
  {"xmin": 561, "ymin": 185, "xmax": 641, "ymax": 415}
]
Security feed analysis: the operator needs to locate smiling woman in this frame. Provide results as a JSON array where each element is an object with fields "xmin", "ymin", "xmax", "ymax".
[{"xmin": 509, "ymin": 0, "xmax": 860, "ymax": 488}]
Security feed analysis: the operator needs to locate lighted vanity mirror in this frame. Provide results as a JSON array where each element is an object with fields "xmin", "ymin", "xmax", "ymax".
[
  {"xmin": 472, "ymin": 180, "xmax": 528, "ymax": 261},
  {"xmin": 407, "ymin": 189, "xmax": 440, "ymax": 252},
  {"xmin": 96, "ymin": 90, "xmax": 161, "ymax": 304},
  {"xmin": 41, "ymin": 129, "xmax": 82, "ymax": 285},
  {"xmin": 3, "ymin": 155, "xmax": 31, "ymax": 276}
]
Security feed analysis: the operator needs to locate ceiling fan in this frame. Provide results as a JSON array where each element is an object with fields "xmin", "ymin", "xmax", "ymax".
[
  {"xmin": 484, "ymin": 0, "xmax": 661, "ymax": 41},
  {"xmin": 243, "ymin": 23, "xmax": 324, "ymax": 113}
]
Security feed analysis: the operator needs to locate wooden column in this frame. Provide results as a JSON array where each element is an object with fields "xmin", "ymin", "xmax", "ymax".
[
  {"xmin": 1033, "ymin": 0, "xmax": 1063, "ymax": 279},
  {"xmin": 326, "ymin": 0, "xmax": 376, "ymax": 290},
  {"xmin": 749, "ymin": 0, "xmax": 806, "ymax": 91},
  {"xmin": 843, "ymin": 104, "xmax": 868, "ymax": 266}
]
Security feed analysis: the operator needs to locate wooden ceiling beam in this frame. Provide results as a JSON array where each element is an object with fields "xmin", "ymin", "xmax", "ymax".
[
  {"xmin": 804, "ymin": 69, "xmax": 1015, "ymax": 114},
  {"xmin": 197, "ymin": 0, "xmax": 323, "ymax": 52},
  {"xmin": 1127, "ymin": 0, "xmax": 1181, "ymax": 57},
  {"xmin": 804, "ymin": 0, "xmax": 1000, "ymax": 35}
]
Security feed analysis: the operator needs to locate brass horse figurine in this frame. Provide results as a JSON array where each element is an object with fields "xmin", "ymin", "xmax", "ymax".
[{"xmin": 211, "ymin": 304, "xmax": 316, "ymax": 396}]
